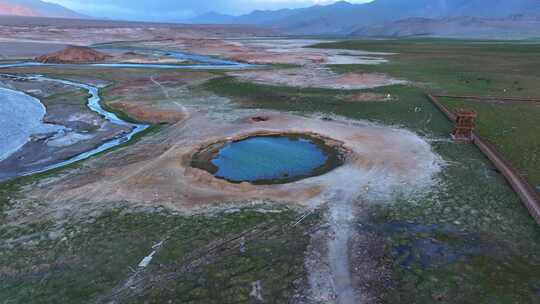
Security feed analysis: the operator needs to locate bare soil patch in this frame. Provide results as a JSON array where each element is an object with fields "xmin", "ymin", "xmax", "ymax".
[
  {"xmin": 104, "ymin": 72, "xmax": 217, "ymax": 124},
  {"xmin": 340, "ymin": 92, "xmax": 396, "ymax": 102},
  {"xmin": 23, "ymin": 111, "xmax": 441, "ymax": 216},
  {"xmin": 142, "ymin": 38, "xmax": 393, "ymax": 66},
  {"xmin": 0, "ymin": 41, "xmax": 67, "ymax": 59},
  {"xmin": 229, "ymin": 67, "xmax": 406, "ymax": 90}
]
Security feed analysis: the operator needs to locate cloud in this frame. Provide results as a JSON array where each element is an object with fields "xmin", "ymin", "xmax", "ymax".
[{"xmin": 45, "ymin": 0, "xmax": 373, "ymax": 21}]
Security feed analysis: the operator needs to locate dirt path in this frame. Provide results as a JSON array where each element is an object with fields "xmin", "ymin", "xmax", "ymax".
[
  {"xmin": 150, "ymin": 75, "xmax": 189, "ymax": 116},
  {"xmin": 327, "ymin": 199, "xmax": 358, "ymax": 304},
  {"xmin": 304, "ymin": 189, "xmax": 363, "ymax": 304}
]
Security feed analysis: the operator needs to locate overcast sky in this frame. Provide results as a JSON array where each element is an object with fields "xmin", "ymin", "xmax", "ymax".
[{"xmin": 45, "ymin": 0, "xmax": 373, "ymax": 21}]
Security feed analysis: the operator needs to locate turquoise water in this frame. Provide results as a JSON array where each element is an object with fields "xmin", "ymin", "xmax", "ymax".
[{"xmin": 211, "ymin": 136, "xmax": 329, "ymax": 183}]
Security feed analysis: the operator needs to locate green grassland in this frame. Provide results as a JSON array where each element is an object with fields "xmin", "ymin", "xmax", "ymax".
[
  {"xmin": 313, "ymin": 39, "xmax": 540, "ymax": 97},
  {"xmin": 205, "ymin": 73, "xmax": 540, "ymax": 303},
  {"xmin": 1, "ymin": 206, "xmax": 317, "ymax": 303},
  {"xmin": 441, "ymin": 97, "xmax": 540, "ymax": 190},
  {"xmin": 311, "ymin": 38, "xmax": 540, "ymax": 192}
]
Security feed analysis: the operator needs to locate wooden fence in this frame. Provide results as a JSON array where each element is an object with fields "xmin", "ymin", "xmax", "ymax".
[{"xmin": 427, "ymin": 94, "xmax": 540, "ymax": 225}]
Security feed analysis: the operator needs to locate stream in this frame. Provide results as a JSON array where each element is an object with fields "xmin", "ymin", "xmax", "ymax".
[
  {"xmin": 0, "ymin": 49, "xmax": 250, "ymax": 180},
  {"xmin": 0, "ymin": 47, "xmax": 251, "ymax": 70},
  {"xmin": 0, "ymin": 74, "xmax": 149, "ymax": 180}
]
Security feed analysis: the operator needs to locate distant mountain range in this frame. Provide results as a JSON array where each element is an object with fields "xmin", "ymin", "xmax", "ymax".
[
  {"xmin": 1, "ymin": 0, "xmax": 540, "ymax": 39},
  {"xmin": 0, "ymin": 0, "xmax": 86, "ymax": 19},
  {"xmin": 352, "ymin": 14, "xmax": 540, "ymax": 39},
  {"xmin": 189, "ymin": 0, "xmax": 540, "ymax": 37}
]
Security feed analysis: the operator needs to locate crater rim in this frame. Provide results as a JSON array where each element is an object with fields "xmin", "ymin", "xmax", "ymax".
[{"xmin": 190, "ymin": 131, "xmax": 349, "ymax": 185}]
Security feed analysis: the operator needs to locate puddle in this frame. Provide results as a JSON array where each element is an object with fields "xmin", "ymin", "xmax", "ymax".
[{"xmin": 360, "ymin": 222, "xmax": 486, "ymax": 268}]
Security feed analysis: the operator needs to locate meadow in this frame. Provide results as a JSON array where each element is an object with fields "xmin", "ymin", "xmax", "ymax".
[{"xmin": 312, "ymin": 39, "xmax": 540, "ymax": 191}]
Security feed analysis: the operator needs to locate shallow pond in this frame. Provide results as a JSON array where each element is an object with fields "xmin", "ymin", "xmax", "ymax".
[{"xmin": 202, "ymin": 134, "xmax": 344, "ymax": 184}]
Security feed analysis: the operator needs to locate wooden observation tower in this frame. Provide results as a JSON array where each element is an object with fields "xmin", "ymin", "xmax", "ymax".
[{"xmin": 452, "ymin": 108, "xmax": 477, "ymax": 143}]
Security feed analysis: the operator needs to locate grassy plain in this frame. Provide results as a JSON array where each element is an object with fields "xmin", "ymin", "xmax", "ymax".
[
  {"xmin": 313, "ymin": 39, "xmax": 540, "ymax": 97},
  {"xmin": 205, "ymin": 45, "xmax": 540, "ymax": 302},
  {"xmin": 312, "ymin": 39, "xmax": 540, "ymax": 192},
  {"xmin": 0, "ymin": 66, "xmax": 317, "ymax": 303},
  {"xmin": 441, "ymin": 97, "xmax": 540, "ymax": 190},
  {"xmin": 1, "ymin": 39, "xmax": 540, "ymax": 303},
  {"xmin": 1, "ymin": 205, "xmax": 317, "ymax": 303}
]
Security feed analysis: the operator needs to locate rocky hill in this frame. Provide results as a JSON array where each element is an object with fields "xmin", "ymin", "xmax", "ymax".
[{"xmin": 35, "ymin": 46, "xmax": 111, "ymax": 63}]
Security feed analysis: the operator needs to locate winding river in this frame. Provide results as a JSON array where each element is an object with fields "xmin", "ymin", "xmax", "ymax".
[
  {"xmin": 0, "ymin": 47, "xmax": 251, "ymax": 70},
  {"xmin": 0, "ymin": 50, "xmax": 250, "ymax": 180},
  {"xmin": 0, "ymin": 74, "xmax": 149, "ymax": 180}
]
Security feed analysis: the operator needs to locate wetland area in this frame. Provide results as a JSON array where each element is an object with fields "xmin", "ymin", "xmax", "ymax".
[{"xmin": 0, "ymin": 19, "xmax": 539, "ymax": 304}]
